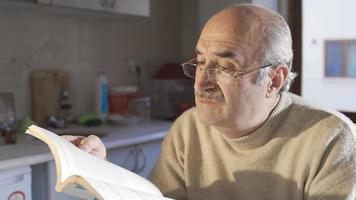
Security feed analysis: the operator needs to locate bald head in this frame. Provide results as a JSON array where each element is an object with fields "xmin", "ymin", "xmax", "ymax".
[
  {"xmin": 200, "ymin": 4, "xmax": 288, "ymax": 67},
  {"xmin": 197, "ymin": 4, "xmax": 295, "ymax": 90},
  {"xmin": 203, "ymin": 4, "xmax": 274, "ymax": 39}
]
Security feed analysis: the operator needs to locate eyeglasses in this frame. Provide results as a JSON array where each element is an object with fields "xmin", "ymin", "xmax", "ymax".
[{"xmin": 181, "ymin": 58, "xmax": 272, "ymax": 83}]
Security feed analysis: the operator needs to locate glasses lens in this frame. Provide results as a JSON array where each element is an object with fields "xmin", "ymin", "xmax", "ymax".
[
  {"xmin": 208, "ymin": 69, "xmax": 235, "ymax": 83},
  {"xmin": 182, "ymin": 63, "xmax": 196, "ymax": 78}
]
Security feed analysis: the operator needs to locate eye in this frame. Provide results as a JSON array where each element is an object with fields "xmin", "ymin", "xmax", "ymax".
[
  {"xmin": 196, "ymin": 60, "xmax": 204, "ymax": 67},
  {"xmin": 217, "ymin": 65, "xmax": 232, "ymax": 73},
  {"xmin": 217, "ymin": 61, "xmax": 236, "ymax": 73}
]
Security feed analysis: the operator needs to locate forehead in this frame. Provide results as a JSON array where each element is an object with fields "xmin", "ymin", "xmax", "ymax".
[
  {"xmin": 195, "ymin": 10, "xmax": 253, "ymax": 64},
  {"xmin": 195, "ymin": 6, "xmax": 270, "ymax": 68},
  {"xmin": 196, "ymin": 33, "xmax": 248, "ymax": 67}
]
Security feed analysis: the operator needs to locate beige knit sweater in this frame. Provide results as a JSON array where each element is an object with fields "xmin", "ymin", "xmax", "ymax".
[{"xmin": 148, "ymin": 92, "xmax": 356, "ymax": 200}]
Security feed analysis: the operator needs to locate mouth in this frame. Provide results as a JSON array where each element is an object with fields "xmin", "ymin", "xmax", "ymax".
[
  {"xmin": 195, "ymin": 89, "xmax": 225, "ymax": 104},
  {"xmin": 197, "ymin": 97, "xmax": 219, "ymax": 105}
]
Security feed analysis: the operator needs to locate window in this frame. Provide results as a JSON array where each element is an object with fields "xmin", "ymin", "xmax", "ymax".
[{"xmin": 325, "ymin": 40, "xmax": 356, "ymax": 78}]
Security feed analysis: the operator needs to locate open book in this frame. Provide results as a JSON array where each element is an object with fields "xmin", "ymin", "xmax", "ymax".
[{"xmin": 26, "ymin": 125, "xmax": 173, "ymax": 200}]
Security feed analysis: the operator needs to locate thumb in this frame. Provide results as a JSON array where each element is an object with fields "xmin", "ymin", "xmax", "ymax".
[{"xmin": 78, "ymin": 137, "xmax": 92, "ymax": 152}]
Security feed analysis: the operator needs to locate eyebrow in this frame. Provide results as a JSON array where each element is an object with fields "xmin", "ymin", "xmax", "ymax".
[
  {"xmin": 195, "ymin": 48, "xmax": 243, "ymax": 67},
  {"xmin": 214, "ymin": 50, "xmax": 235, "ymax": 58},
  {"xmin": 195, "ymin": 48, "xmax": 235, "ymax": 58}
]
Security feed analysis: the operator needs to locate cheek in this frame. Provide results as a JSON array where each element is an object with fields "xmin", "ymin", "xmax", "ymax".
[
  {"xmin": 218, "ymin": 82, "xmax": 242, "ymax": 104},
  {"xmin": 221, "ymin": 79, "xmax": 260, "ymax": 112},
  {"xmin": 238, "ymin": 81, "xmax": 267, "ymax": 109}
]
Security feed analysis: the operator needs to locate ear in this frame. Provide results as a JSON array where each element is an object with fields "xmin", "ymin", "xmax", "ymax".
[{"xmin": 266, "ymin": 65, "xmax": 289, "ymax": 98}]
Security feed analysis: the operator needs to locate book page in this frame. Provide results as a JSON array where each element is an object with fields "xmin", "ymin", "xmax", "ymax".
[
  {"xmin": 65, "ymin": 177, "xmax": 174, "ymax": 200},
  {"xmin": 26, "ymin": 125, "xmax": 163, "ymax": 197},
  {"xmin": 60, "ymin": 182, "xmax": 97, "ymax": 199}
]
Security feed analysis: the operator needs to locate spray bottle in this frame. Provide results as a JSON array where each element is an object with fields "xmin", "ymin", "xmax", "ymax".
[{"xmin": 96, "ymin": 71, "xmax": 109, "ymax": 122}]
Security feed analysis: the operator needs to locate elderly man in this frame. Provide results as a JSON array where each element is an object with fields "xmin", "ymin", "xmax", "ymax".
[{"xmin": 68, "ymin": 3, "xmax": 356, "ymax": 200}]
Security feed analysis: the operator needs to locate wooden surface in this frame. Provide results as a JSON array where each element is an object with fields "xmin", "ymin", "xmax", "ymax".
[{"xmin": 31, "ymin": 69, "xmax": 70, "ymax": 125}]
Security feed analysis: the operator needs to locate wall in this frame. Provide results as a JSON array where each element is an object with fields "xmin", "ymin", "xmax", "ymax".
[
  {"xmin": 181, "ymin": 0, "xmax": 199, "ymax": 60},
  {"xmin": 0, "ymin": 0, "xmax": 183, "ymax": 119},
  {"xmin": 252, "ymin": 0, "xmax": 277, "ymax": 11},
  {"xmin": 303, "ymin": 0, "xmax": 356, "ymax": 112}
]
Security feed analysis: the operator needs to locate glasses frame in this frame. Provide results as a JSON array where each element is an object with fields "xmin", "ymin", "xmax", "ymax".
[{"xmin": 181, "ymin": 58, "xmax": 272, "ymax": 81}]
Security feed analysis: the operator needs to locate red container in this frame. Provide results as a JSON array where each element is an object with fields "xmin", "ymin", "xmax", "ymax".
[{"xmin": 108, "ymin": 86, "xmax": 137, "ymax": 114}]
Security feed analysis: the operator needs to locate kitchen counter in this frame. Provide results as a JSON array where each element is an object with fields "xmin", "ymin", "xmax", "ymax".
[{"xmin": 0, "ymin": 120, "xmax": 172, "ymax": 171}]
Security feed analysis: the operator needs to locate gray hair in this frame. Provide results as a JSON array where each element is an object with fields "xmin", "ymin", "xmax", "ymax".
[{"xmin": 251, "ymin": 5, "xmax": 297, "ymax": 92}]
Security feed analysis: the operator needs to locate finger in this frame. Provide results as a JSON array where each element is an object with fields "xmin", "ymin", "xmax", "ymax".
[
  {"xmin": 61, "ymin": 135, "xmax": 85, "ymax": 146},
  {"xmin": 78, "ymin": 135, "xmax": 101, "ymax": 153}
]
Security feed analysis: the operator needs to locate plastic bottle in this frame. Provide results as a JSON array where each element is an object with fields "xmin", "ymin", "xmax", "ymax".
[{"xmin": 96, "ymin": 71, "xmax": 109, "ymax": 122}]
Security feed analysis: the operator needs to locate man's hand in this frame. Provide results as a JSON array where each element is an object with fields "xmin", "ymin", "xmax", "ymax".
[{"xmin": 62, "ymin": 135, "xmax": 107, "ymax": 160}]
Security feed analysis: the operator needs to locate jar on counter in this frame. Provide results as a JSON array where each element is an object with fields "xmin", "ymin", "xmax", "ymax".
[
  {"xmin": 129, "ymin": 96, "xmax": 151, "ymax": 121},
  {"xmin": 2, "ymin": 127, "xmax": 17, "ymax": 144},
  {"xmin": 108, "ymin": 86, "xmax": 138, "ymax": 115}
]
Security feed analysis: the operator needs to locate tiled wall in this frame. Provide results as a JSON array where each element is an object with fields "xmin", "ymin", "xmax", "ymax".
[
  {"xmin": 181, "ymin": 0, "xmax": 199, "ymax": 60},
  {"xmin": 0, "ymin": 0, "xmax": 194, "ymax": 119}
]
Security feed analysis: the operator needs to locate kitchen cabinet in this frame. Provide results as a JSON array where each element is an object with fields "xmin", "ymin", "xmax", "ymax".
[
  {"xmin": 108, "ymin": 0, "xmax": 150, "ymax": 17},
  {"xmin": 39, "ymin": 0, "xmax": 150, "ymax": 17},
  {"xmin": 135, "ymin": 140, "xmax": 162, "ymax": 177},
  {"xmin": 33, "ymin": 161, "xmax": 75, "ymax": 200},
  {"xmin": 107, "ymin": 139, "xmax": 162, "ymax": 177},
  {"xmin": 0, "ymin": 166, "xmax": 32, "ymax": 200},
  {"xmin": 51, "ymin": 0, "xmax": 107, "ymax": 11}
]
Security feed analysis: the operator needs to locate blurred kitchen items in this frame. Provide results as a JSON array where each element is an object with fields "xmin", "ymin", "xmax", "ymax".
[
  {"xmin": 0, "ymin": 93, "xmax": 17, "ymax": 144},
  {"xmin": 146, "ymin": 63, "xmax": 194, "ymax": 120},
  {"xmin": 58, "ymin": 88, "xmax": 72, "ymax": 122},
  {"xmin": 74, "ymin": 114, "xmax": 102, "ymax": 127},
  {"xmin": 46, "ymin": 88, "xmax": 73, "ymax": 128},
  {"xmin": 107, "ymin": 114, "xmax": 143, "ymax": 125},
  {"xmin": 3, "ymin": 127, "xmax": 16, "ymax": 144},
  {"xmin": 31, "ymin": 69, "xmax": 70, "ymax": 126},
  {"xmin": 19, "ymin": 117, "xmax": 35, "ymax": 134},
  {"xmin": 129, "ymin": 96, "xmax": 151, "ymax": 121},
  {"xmin": 149, "ymin": 80, "xmax": 194, "ymax": 120},
  {"xmin": 154, "ymin": 62, "xmax": 188, "ymax": 79},
  {"xmin": 109, "ymin": 86, "xmax": 138, "ymax": 115},
  {"xmin": 47, "ymin": 116, "xmax": 65, "ymax": 129},
  {"xmin": 96, "ymin": 71, "xmax": 109, "ymax": 122}
]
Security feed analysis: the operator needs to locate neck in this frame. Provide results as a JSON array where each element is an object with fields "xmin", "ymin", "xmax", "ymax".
[{"xmin": 218, "ymin": 94, "xmax": 281, "ymax": 139}]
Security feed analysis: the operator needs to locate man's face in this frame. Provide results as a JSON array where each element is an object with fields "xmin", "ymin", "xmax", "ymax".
[{"xmin": 194, "ymin": 8, "xmax": 269, "ymax": 129}]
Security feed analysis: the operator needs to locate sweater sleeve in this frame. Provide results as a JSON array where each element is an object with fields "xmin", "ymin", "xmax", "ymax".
[
  {"xmin": 307, "ymin": 123, "xmax": 356, "ymax": 200},
  {"xmin": 148, "ymin": 120, "xmax": 187, "ymax": 200}
]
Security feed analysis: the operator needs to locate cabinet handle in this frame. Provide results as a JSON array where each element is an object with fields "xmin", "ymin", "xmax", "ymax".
[
  {"xmin": 136, "ymin": 147, "xmax": 147, "ymax": 173},
  {"xmin": 127, "ymin": 149, "xmax": 138, "ymax": 172}
]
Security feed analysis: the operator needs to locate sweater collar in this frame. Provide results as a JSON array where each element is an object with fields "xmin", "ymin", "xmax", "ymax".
[{"xmin": 220, "ymin": 92, "xmax": 293, "ymax": 149}]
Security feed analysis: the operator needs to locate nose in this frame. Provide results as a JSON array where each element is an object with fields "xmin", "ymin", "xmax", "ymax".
[{"xmin": 194, "ymin": 68, "xmax": 217, "ymax": 91}]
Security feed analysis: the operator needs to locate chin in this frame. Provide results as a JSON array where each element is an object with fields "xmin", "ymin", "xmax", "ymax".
[{"xmin": 196, "ymin": 105, "xmax": 225, "ymax": 125}]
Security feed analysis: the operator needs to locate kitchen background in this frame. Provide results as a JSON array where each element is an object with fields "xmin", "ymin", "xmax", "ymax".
[
  {"xmin": 1, "ymin": 0, "xmax": 354, "ymax": 124},
  {"xmin": 0, "ymin": 0, "xmax": 198, "ymax": 121},
  {"xmin": 0, "ymin": 0, "xmax": 282, "ymax": 123},
  {"xmin": 0, "ymin": 0, "xmax": 355, "ymax": 199}
]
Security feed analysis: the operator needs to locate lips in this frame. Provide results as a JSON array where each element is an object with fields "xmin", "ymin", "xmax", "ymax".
[
  {"xmin": 197, "ymin": 97, "xmax": 219, "ymax": 105},
  {"xmin": 195, "ymin": 90, "xmax": 224, "ymax": 103}
]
